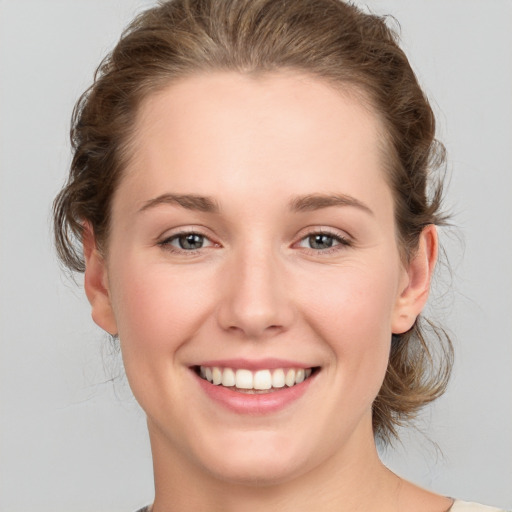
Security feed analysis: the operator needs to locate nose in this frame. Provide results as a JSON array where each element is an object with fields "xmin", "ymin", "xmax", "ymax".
[{"xmin": 216, "ymin": 245, "xmax": 295, "ymax": 340}]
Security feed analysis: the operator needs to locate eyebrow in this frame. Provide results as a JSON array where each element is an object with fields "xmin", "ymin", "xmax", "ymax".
[
  {"xmin": 138, "ymin": 192, "xmax": 373, "ymax": 216},
  {"xmin": 139, "ymin": 193, "xmax": 220, "ymax": 213},
  {"xmin": 289, "ymin": 193, "xmax": 374, "ymax": 215}
]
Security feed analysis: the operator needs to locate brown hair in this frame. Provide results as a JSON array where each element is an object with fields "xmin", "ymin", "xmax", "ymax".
[{"xmin": 53, "ymin": 0, "xmax": 453, "ymax": 443}]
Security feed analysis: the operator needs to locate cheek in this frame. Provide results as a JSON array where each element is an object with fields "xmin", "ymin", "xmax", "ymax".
[
  {"xmin": 297, "ymin": 261, "xmax": 400, "ymax": 388},
  {"xmin": 300, "ymin": 262, "xmax": 400, "ymax": 340},
  {"xmin": 109, "ymin": 259, "xmax": 215, "ymax": 358},
  {"xmin": 107, "ymin": 258, "xmax": 221, "ymax": 419}
]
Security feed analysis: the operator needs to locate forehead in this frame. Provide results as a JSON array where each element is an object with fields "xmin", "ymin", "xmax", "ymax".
[{"xmin": 117, "ymin": 71, "xmax": 392, "ymax": 216}]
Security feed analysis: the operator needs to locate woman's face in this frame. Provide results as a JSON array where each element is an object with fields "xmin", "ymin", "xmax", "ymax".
[{"xmin": 86, "ymin": 72, "xmax": 431, "ymax": 484}]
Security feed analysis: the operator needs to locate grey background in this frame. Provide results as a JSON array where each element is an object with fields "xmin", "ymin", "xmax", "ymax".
[{"xmin": 0, "ymin": 1, "xmax": 511, "ymax": 511}]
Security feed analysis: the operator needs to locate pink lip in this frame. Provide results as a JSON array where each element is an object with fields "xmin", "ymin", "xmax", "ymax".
[
  {"xmin": 192, "ymin": 367, "xmax": 318, "ymax": 415},
  {"xmin": 195, "ymin": 358, "xmax": 313, "ymax": 370}
]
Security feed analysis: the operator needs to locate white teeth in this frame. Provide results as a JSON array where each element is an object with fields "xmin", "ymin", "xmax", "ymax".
[
  {"xmin": 272, "ymin": 368, "xmax": 285, "ymax": 388},
  {"xmin": 212, "ymin": 367, "xmax": 222, "ymax": 385},
  {"xmin": 285, "ymin": 369, "xmax": 296, "ymax": 387},
  {"xmin": 221, "ymin": 367, "xmax": 236, "ymax": 387},
  {"xmin": 235, "ymin": 369, "xmax": 253, "ymax": 389},
  {"xmin": 253, "ymin": 370, "xmax": 272, "ymax": 390},
  {"xmin": 199, "ymin": 365, "xmax": 315, "ymax": 391}
]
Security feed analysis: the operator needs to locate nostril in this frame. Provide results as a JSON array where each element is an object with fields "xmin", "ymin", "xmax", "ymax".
[{"xmin": 223, "ymin": 323, "xmax": 285, "ymax": 338}]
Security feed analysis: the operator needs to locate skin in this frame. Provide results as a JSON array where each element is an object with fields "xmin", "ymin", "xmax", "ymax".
[{"xmin": 83, "ymin": 72, "xmax": 451, "ymax": 512}]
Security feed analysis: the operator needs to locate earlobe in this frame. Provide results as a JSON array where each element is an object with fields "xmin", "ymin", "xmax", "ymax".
[
  {"xmin": 83, "ymin": 223, "xmax": 118, "ymax": 335},
  {"xmin": 391, "ymin": 225, "xmax": 438, "ymax": 334}
]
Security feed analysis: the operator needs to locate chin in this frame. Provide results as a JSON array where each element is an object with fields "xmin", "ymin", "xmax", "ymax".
[
  {"xmin": 192, "ymin": 430, "xmax": 314, "ymax": 487},
  {"xmin": 206, "ymin": 455, "xmax": 306, "ymax": 487}
]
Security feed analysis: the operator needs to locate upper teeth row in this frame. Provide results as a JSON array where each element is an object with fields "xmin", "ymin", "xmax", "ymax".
[{"xmin": 199, "ymin": 366, "xmax": 313, "ymax": 390}]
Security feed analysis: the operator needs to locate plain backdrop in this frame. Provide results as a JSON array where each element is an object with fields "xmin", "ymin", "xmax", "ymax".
[{"xmin": 0, "ymin": 1, "xmax": 511, "ymax": 511}]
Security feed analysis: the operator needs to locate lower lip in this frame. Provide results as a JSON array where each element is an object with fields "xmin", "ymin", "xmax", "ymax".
[{"xmin": 193, "ymin": 371, "xmax": 317, "ymax": 415}]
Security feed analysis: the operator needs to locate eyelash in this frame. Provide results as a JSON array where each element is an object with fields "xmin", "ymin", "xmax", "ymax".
[{"xmin": 157, "ymin": 229, "xmax": 352, "ymax": 255}]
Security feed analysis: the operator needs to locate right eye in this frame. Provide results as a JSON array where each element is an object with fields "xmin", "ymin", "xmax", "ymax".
[{"xmin": 159, "ymin": 231, "xmax": 216, "ymax": 252}]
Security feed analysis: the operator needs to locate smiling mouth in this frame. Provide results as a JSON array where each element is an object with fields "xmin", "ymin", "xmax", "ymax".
[{"xmin": 194, "ymin": 366, "xmax": 319, "ymax": 394}]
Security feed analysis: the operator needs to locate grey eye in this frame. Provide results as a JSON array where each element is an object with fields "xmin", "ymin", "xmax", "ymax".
[
  {"xmin": 307, "ymin": 234, "xmax": 336, "ymax": 250},
  {"xmin": 159, "ymin": 231, "xmax": 216, "ymax": 253},
  {"xmin": 176, "ymin": 233, "xmax": 205, "ymax": 250}
]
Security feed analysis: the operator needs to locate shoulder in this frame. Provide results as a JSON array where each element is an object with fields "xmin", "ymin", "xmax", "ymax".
[{"xmin": 450, "ymin": 500, "xmax": 510, "ymax": 512}]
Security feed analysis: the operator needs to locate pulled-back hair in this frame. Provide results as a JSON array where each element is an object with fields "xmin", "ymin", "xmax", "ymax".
[{"xmin": 53, "ymin": 0, "xmax": 453, "ymax": 443}]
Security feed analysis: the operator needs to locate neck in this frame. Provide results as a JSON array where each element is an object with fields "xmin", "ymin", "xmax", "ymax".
[{"xmin": 148, "ymin": 417, "xmax": 401, "ymax": 512}]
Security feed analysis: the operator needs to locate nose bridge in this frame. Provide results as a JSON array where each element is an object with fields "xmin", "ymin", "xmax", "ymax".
[{"xmin": 217, "ymin": 238, "xmax": 292, "ymax": 338}]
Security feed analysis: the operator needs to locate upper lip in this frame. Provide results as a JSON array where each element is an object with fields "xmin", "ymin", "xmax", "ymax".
[{"xmin": 192, "ymin": 358, "xmax": 317, "ymax": 370}]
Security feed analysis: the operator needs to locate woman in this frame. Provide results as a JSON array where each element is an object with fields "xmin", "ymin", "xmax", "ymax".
[{"xmin": 52, "ymin": 0, "xmax": 508, "ymax": 511}]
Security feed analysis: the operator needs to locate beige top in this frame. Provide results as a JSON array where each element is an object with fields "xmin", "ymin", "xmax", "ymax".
[
  {"xmin": 450, "ymin": 501, "xmax": 509, "ymax": 512},
  {"xmin": 136, "ymin": 500, "xmax": 510, "ymax": 512}
]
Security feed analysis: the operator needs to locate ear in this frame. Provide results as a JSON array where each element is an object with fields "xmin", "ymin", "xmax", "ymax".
[
  {"xmin": 83, "ymin": 223, "xmax": 118, "ymax": 335},
  {"xmin": 392, "ymin": 225, "xmax": 438, "ymax": 334}
]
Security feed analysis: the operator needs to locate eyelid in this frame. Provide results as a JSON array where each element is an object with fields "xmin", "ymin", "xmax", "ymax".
[{"xmin": 157, "ymin": 224, "xmax": 214, "ymax": 241}]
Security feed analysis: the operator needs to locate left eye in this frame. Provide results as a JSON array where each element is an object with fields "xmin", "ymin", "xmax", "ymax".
[
  {"xmin": 161, "ymin": 232, "xmax": 214, "ymax": 251},
  {"xmin": 298, "ymin": 233, "xmax": 348, "ymax": 250}
]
